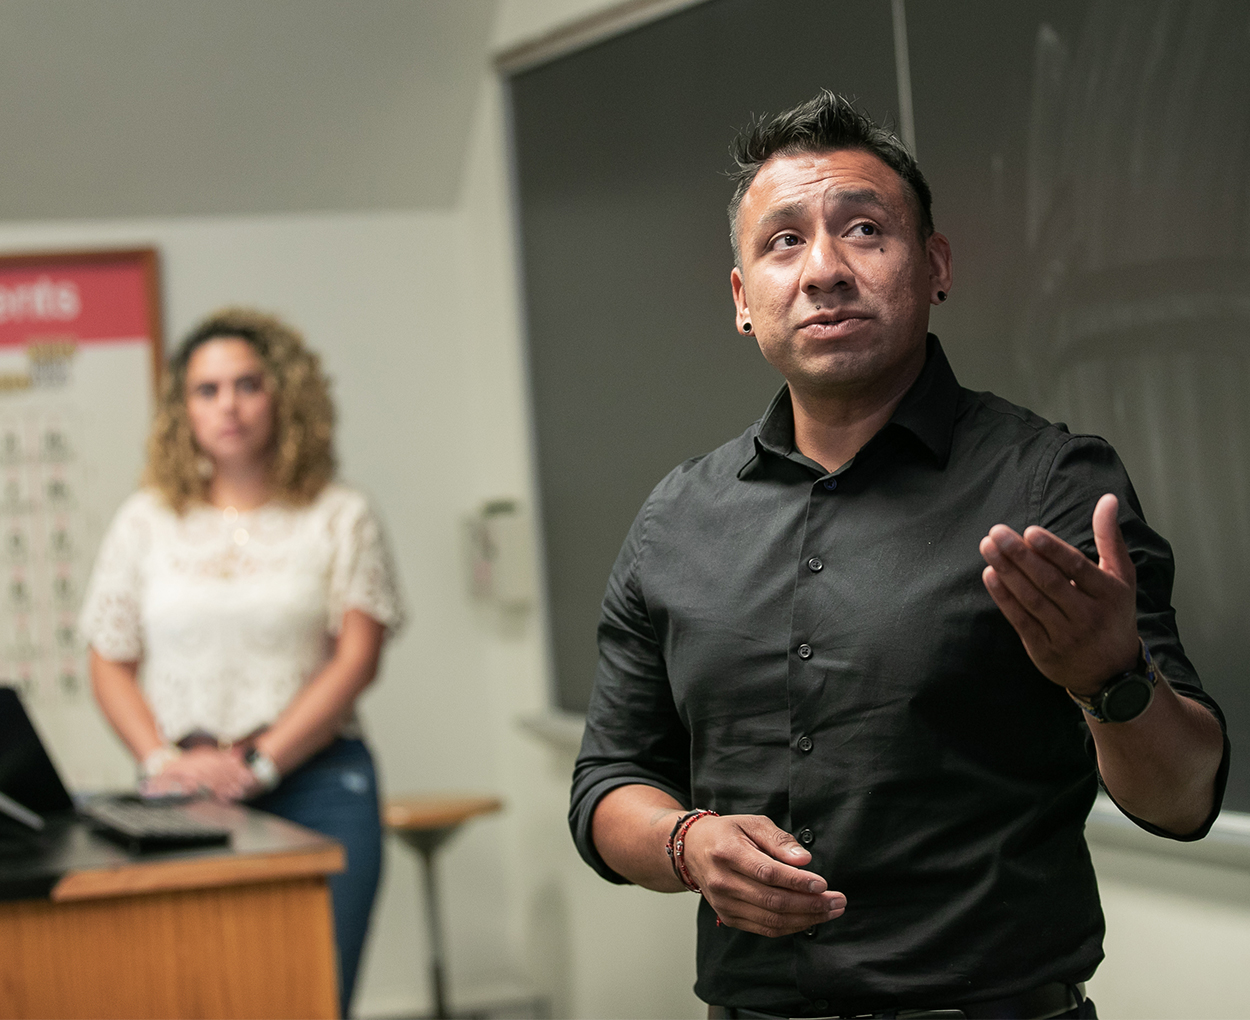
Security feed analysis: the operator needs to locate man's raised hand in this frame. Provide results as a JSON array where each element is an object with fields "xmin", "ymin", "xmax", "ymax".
[
  {"xmin": 681, "ymin": 813, "xmax": 846, "ymax": 937},
  {"xmin": 979, "ymin": 492, "xmax": 1140, "ymax": 695}
]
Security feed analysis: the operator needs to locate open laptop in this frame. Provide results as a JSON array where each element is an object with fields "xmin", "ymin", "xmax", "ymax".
[{"xmin": 0, "ymin": 686, "xmax": 231, "ymax": 854}]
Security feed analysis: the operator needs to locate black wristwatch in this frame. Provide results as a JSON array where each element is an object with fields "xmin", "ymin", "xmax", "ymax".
[{"xmin": 1068, "ymin": 638, "xmax": 1157, "ymax": 724}]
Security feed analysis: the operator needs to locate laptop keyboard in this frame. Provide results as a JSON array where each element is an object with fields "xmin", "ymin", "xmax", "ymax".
[{"xmin": 79, "ymin": 799, "xmax": 231, "ymax": 852}]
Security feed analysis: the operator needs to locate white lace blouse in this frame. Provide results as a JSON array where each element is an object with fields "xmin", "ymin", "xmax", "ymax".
[{"xmin": 79, "ymin": 484, "xmax": 405, "ymax": 744}]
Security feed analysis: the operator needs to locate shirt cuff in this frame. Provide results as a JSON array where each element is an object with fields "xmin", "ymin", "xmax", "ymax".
[{"xmin": 568, "ymin": 774, "xmax": 690, "ymax": 884}]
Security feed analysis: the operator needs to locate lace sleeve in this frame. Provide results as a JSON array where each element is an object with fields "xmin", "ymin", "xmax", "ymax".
[
  {"xmin": 79, "ymin": 493, "xmax": 153, "ymax": 662},
  {"xmin": 327, "ymin": 492, "xmax": 406, "ymax": 636}
]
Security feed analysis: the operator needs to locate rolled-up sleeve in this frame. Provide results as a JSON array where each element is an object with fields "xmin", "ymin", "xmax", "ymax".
[
  {"xmin": 569, "ymin": 492, "xmax": 692, "ymax": 884},
  {"xmin": 1040, "ymin": 435, "xmax": 1230, "ymax": 840}
]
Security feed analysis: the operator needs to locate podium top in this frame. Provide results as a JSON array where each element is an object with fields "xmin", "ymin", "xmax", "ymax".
[{"xmin": 1, "ymin": 801, "xmax": 344, "ymax": 904}]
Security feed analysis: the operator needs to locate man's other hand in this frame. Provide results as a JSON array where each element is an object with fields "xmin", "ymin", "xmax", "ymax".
[
  {"xmin": 591, "ymin": 785, "xmax": 846, "ymax": 936},
  {"xmin": 682, "ymin": 814, "xmax": 847, "ymax": 937},
  {"xmin": 979, "ymin": 492, "xmax": 1140, "ymax": 695}
]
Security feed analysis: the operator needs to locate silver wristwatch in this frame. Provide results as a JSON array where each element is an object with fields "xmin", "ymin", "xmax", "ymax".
[{"xmin": 243, "ymin": 747, "xmax": 281, "ymax": 791}]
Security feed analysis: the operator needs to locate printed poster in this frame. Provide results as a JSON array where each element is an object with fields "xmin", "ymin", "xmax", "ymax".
[{"xmin": 0, "ymin": 249, "xmax": 160, "ymax": 787}]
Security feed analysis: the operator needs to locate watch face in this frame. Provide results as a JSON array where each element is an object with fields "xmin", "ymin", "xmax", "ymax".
[{"xmin": 1103, "ymin": 675, "xmax": 1154, "ymax": 723}]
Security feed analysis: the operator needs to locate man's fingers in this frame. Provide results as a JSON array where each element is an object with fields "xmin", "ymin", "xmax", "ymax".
[
  {"xmin": 697, "ymin": 816, "xmax": 826, "ymax": 894},
  {"xmin": 1090, "ymin": 493, "xmax": 1134, "ymax": 585},
  {"xmin": 681, "ymin": 814, "xmax": 847, "ymax": 937},
  {"xmin": 979, "ymin": 530, "xmax": 1080, "ymax": 633},
  {"xmin": 981, "ymin": 565, "xmax": 1051, "ymax": 648},
  {"xmin": 706, "ymin": 877, "xmax": 844, "ymax": 922},
  {"xmin": 764, "ymin": 820, "xmax": 814, "ymax": 863},
  {"xmin": 981, "ymin": 497, "xmax": 1141, "ymax": 689},
  {"xmin": 737, "ymin": 815, "xmax": 822, "ymax": 881},
  {"xmin": 713, "ymin": 889, "xmax": 846, "ymax": 938},
  {"xmin": 984, "ymin": 516, "xmax": 1128, "ymax": 615},
  {"xmin": 1017, "ymin": 500, "xmax": 1133, "ymax": 597}
]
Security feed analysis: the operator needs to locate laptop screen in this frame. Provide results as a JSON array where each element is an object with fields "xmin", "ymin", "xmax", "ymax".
[{"xmin": 0, "ymin": 686, "xmax": 75, "ymax": 819}]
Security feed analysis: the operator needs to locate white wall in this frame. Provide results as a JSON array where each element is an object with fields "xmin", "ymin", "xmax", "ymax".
[
  {"xmin": 398, "ymin": 23, "xmax": 706, "ymax": 1014},
  {"xmin": 1087, "ymin": 842, "xmax": 1250, "ymax": 1019},
  {"xmin": 3, "ymin": 1, "xmax": 1248, "ymax": 1018}
]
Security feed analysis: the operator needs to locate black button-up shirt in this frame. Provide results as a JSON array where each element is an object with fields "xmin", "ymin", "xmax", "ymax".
[{"xmin": 570, "ymin": 336, "xmax": 1228, "ymax": 1016}]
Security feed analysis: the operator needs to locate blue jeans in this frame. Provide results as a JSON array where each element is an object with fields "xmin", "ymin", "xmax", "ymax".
[{"xmin": 252, "ymin": 738, "xmax": 383, "ymax": 1018}]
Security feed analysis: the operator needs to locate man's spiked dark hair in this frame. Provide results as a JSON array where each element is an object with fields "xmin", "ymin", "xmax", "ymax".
[{"xmin": 727, "ymin": 90, "xmax": 933, "ymax": 266}]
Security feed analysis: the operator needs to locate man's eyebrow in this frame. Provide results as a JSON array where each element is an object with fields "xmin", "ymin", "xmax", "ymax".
[
  {"xmin": 754, "ymin": 188, "xmax": 891, "ymax": 231},
  {"xmin": 825, "ymin": 187, "xmax": 889, "ymax": 212},
  {"xmin": 756, "ymin": 202, "xmax": 807, "ymax": 230}
]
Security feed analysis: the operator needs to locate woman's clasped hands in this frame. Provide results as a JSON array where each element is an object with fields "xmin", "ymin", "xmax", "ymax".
[{"xmin": 140, "ymin": 745, "xmax": 259, "ymax": 802}]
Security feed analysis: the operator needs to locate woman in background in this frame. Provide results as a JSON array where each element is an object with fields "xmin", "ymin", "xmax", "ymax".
[{"xmin": 80, "ymin": 308, "xmax": 404, "ymax": 1017}]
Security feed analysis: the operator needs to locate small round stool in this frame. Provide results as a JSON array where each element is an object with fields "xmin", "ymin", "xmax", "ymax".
[{"xmin": 384, "ymin": 794, "xmax": 503, "ymax": 1019}]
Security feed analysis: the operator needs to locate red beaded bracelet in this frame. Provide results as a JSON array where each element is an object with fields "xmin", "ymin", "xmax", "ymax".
[
  {"xmin": 664, "ymin": 808, "xmax": 719, "ymax": 893},
  {"xmin": 664, "ymin": 810, "xmax": 704, "ymax": 885}
]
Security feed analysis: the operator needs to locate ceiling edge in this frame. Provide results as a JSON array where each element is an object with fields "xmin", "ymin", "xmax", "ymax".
[{"xmin": 494, "ymin": 0, "xmax": 709, "ymax": 75}]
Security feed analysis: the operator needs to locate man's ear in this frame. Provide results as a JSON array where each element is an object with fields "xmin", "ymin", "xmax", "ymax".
[
  {"xmin": 926, "ymin": 232, "xmax": 953, "ymax": 304},
  {"xmin": 731, "ymin": 266, "xmax": 752, "ymax": 335}
]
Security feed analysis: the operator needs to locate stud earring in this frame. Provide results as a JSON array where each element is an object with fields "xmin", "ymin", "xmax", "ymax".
[
  {"xmin": 743, "ymin": 321, "xmax": 752, "ymax": 333},
  {"xmin": 937, "ymin": 291, "xmax": 947, "ymax": 302}
]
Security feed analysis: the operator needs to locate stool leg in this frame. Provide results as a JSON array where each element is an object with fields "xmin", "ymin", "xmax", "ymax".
[{"xmin": 416, "ymin": 843, "xmax": 450, "ymax": 1019}]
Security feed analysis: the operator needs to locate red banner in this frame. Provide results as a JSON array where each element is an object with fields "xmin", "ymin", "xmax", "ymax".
[{"xmin": 0, "ymin": 257, "xmax": 154, "ymax": 347}]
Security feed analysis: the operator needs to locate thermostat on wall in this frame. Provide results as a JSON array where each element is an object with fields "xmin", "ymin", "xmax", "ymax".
[{"xmin": 462, "ymin": 499, "xmax": 534, "ymax": 609}]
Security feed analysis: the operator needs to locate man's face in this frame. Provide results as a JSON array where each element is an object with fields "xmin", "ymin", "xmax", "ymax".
[{"xmin": 730, "ymin": 148, "xmax": 951, "ymax": 404}]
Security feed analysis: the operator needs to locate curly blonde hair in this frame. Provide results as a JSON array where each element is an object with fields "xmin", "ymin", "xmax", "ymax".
[{"xmin": 144, "ymin": 308, "xmax": 336, "ymax": 512}]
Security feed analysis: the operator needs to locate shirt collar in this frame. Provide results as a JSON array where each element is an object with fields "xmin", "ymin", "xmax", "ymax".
[{"xmin": 739, "ymin": 334, "xmax": 960, "ymax": 478}]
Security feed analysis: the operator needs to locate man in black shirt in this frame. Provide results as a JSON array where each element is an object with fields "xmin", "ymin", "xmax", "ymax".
[{"xmin": 569, "ymin": 92, "xmax": 1228, "ymax": 1019}]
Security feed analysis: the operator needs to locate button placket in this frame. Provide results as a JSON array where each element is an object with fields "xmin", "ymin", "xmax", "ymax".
[{"xmin": 790, "ymin": 476, "xmax": 835, "ymax": 888}]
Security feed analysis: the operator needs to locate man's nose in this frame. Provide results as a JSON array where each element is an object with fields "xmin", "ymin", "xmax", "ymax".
[{"xmin": 800, "ymin": 232, "xmax": 853, "ymax": 294}]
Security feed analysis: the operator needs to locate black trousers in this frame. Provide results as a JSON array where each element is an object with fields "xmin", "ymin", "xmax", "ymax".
[{"xmin": 707, "ymin": 986, "xmax": 1097, "ymax": 1020}]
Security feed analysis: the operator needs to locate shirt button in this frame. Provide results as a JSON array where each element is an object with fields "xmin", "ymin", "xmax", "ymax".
[
  {"xmin": 814, "ymin": 1000, "xmax": 829, "ymax": 1011},
  {"xmin": 803, "ymin": 926, "xmax": 816, "ymax": 937},
  {"xmin": 807, "ymin": 556, "xmax": 823, "ymax": 572},
  {"xmin": 797, "ymin": 643, "xmax": 812, "ymax": 659},
  {"xmin": 798, "ymin": 736, "xmax": 813, "ymax": 753},
  {"xmin": 799, "ymin": 827, "xmax": 814, "ymax": 844},
  {"xmin": 823, "ymin": 478, "xmax": 838, "ymax": 490}
]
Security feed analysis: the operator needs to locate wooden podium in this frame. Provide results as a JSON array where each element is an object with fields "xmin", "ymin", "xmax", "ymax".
[{"xmin": 0, "ymin": 800, "xmax": 344, "ymax": 1019}]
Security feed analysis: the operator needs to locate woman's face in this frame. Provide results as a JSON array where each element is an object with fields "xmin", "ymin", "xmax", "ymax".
[{"xmin": 184, "ymin": 337, "xmax": 275, "ymax": 472}]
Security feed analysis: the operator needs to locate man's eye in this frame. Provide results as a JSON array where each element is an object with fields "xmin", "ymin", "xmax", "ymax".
[
  {"xmin": 851, "ymin": 223, "xmax": 877, "ymax": 237},
  {"xmin": 194, "ymin": 384, "xmax": 217, "ymax": 398},
  {"xmin": 237, "ymin": 376, "xmax": 264, "ymax": 393},
  {"xmin": 770, "ymin": 233, "xmax": 802, "ymax": 250}
]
